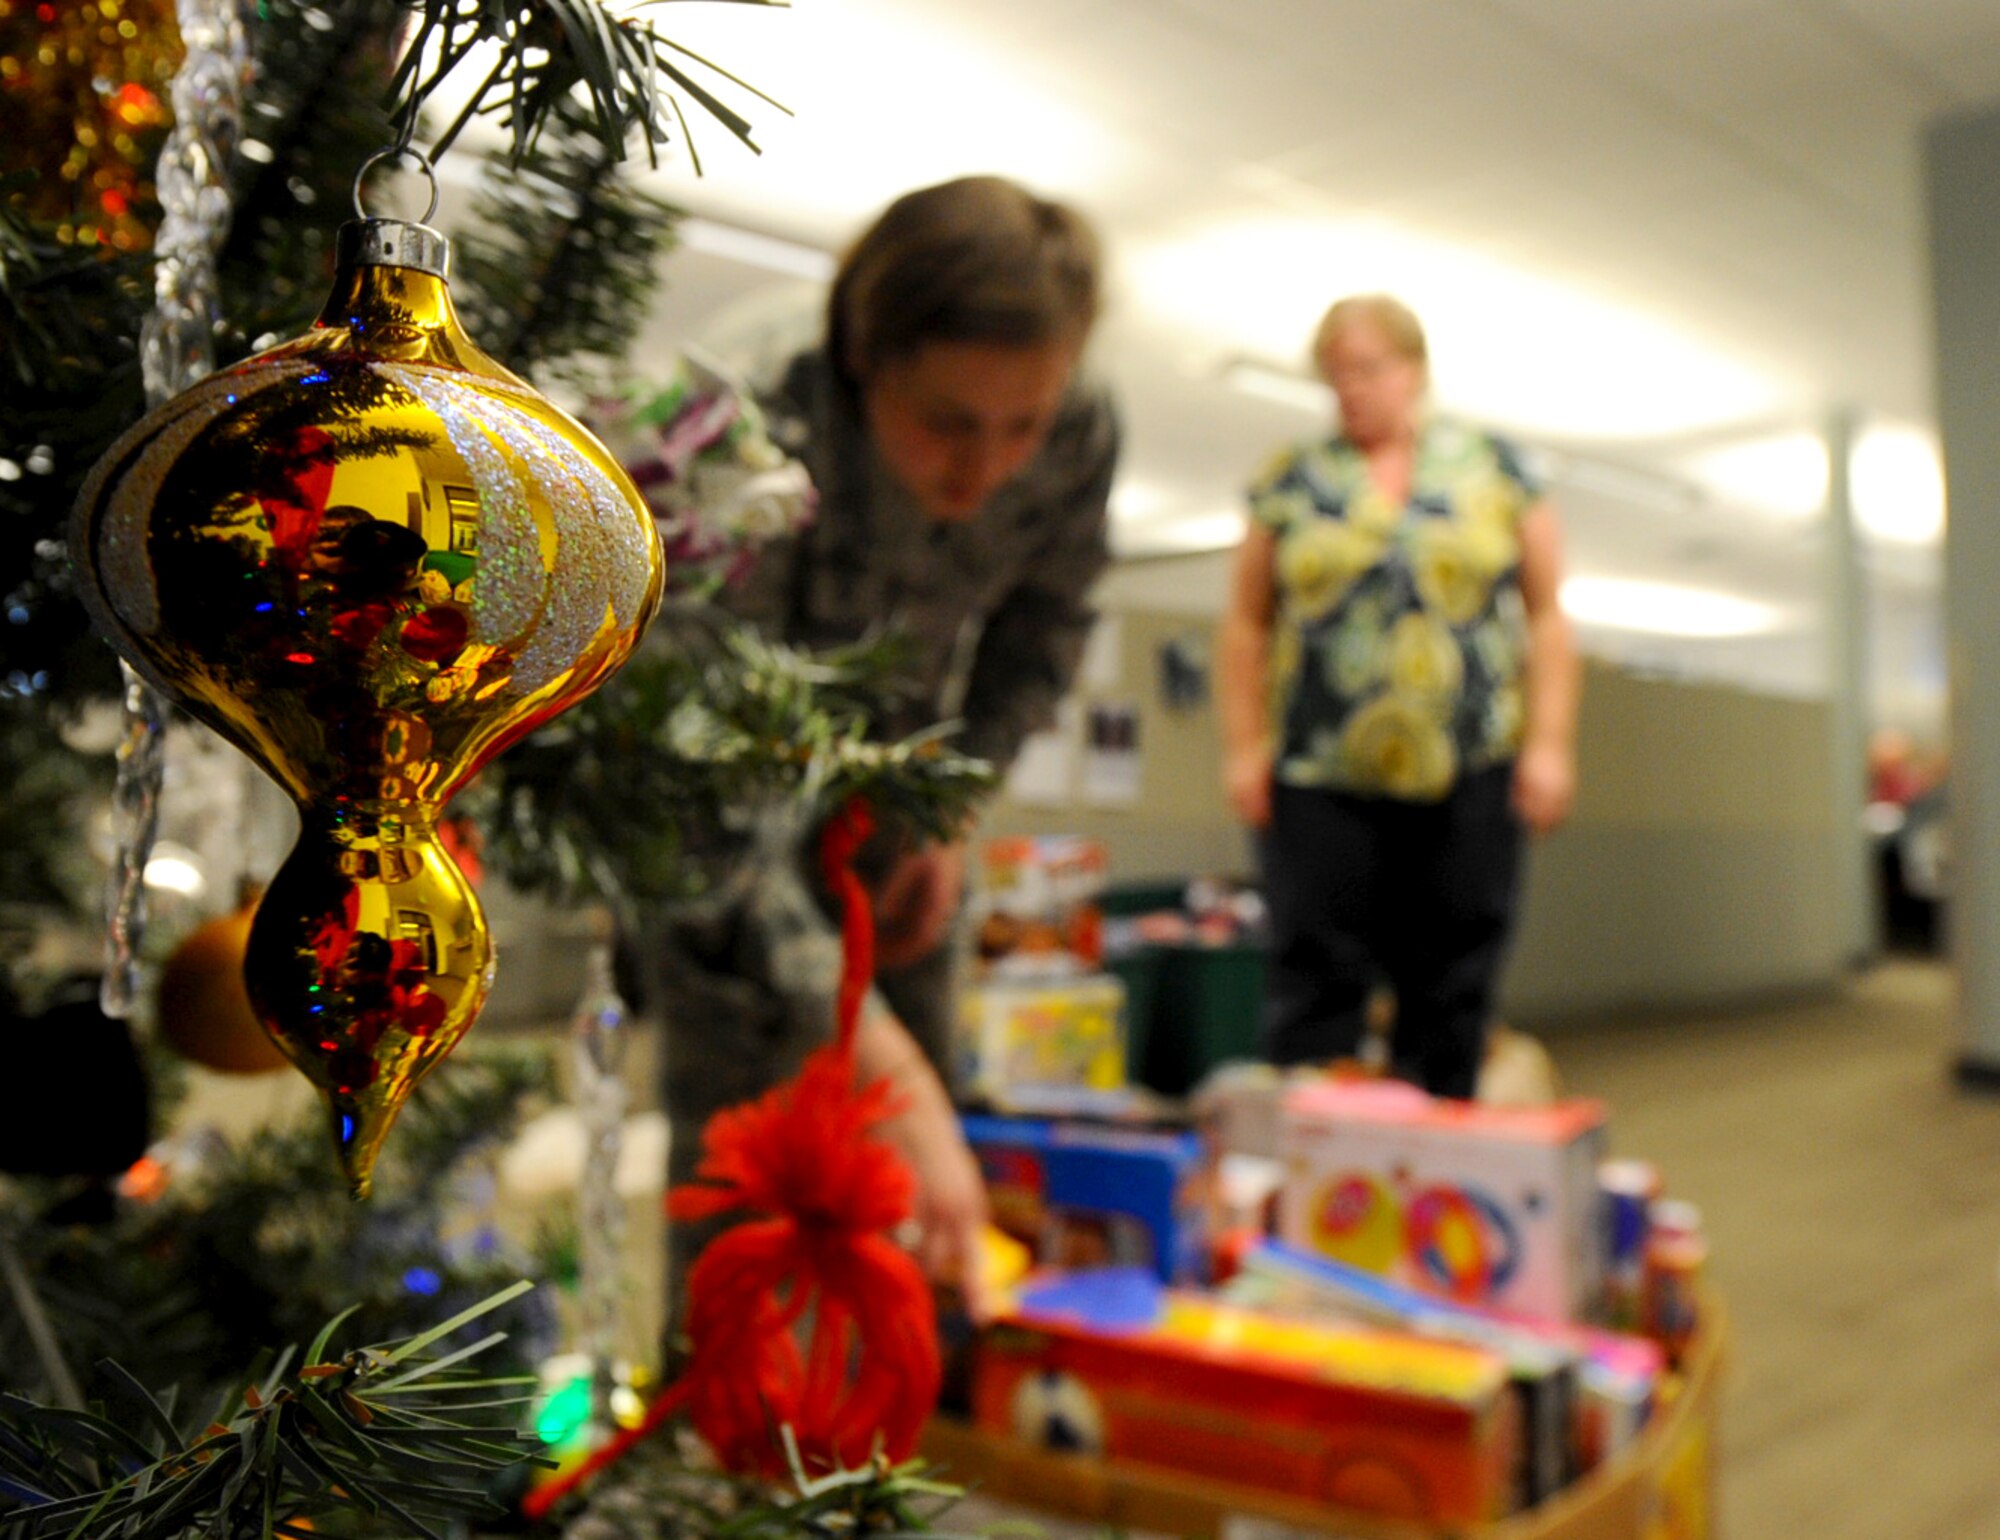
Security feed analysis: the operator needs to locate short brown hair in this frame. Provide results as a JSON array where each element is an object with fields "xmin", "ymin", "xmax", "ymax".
[
  {"xmin": 1312, "ymin": 294, "xmax": 1429, "ymax": 378},
  {"xmin": 828, "ymin": 176, "xmax": 1102, "ymax": 383}
]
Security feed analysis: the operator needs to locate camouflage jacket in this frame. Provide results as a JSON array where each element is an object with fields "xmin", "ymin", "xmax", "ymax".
[{"xmin": 719, "ymin": 348, "xmax": 1119, "ymax": 774}]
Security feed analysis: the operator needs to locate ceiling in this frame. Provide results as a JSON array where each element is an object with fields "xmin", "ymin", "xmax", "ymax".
[{"xmin": 483, "ymin": 0, "xmax": 2000, "ymax": 723}]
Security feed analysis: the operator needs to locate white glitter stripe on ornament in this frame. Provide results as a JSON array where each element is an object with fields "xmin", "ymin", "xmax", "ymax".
[
  {"xmin": 383, "ymin": 376, "xmax": 593, "ymax": 696},
  {"xmin": 419, "ymin": 377, "xmax": 648, "ymax": 698},
  {"xmin": 520, "ymin": 396, "xmax": 653, "ymax": 633},
  {"xmin": 498, "ymin": 412, "xmax": 610, "ymax": 698},
  {"xmin": 380, "ymin": 364, "xmax": 548, "ymax": 648},
  {"xmin": 479, "ymin": 374, "xmax": 651, "ymax": 634}
]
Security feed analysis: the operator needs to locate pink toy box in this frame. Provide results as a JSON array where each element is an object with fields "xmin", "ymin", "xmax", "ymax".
[{"xmin": 1279, "ymin": 1080, "xmax": 1608, "ymax": 1323}]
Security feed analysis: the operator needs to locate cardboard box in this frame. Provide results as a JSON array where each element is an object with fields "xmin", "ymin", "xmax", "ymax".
[
  {"xmin": 964, "ymin": 1114, "xmax": 1208, "ymax": 1285},
  {"xmin": 1232, "ymin": 1240, "xmax": 1665, "ymax": 1501},
  {"xmin": 959, "ymin": 975, "xmax": 1125, "ymax": 1102},
  {"xmin": 975, "ymin": 835, "xmax": 1108, "ymax": 976},
  {"xmin": 974, "ymin": 1268, "xmax": 1514, "ymax": 1526},
  {"xmin": 1279, "ymin": 1080, "xmax": 1608, "ymax": 1322}
]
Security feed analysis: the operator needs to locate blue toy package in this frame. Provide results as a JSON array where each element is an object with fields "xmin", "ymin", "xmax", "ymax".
[
  {"xmin": 1013, "ymin": 1265, "xmax": 1167, "ymax": 1331},
  {"xmin": 963, "ymin": 1114, "xmax": 1210, "ymax": 1285}
]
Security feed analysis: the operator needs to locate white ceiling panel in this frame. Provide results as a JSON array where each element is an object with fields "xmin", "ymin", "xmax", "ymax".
[
  {"xmin": 587, "ymin": 0, "xmax": 2000, "ymax": 710},
  {"xmin": 1826, "ymin": 0, "xmax": 2000, "ymax": 102}
]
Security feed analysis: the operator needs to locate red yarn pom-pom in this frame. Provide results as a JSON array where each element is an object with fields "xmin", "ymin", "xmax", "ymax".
[
  {"xmin": 668, "ymin": 1041, "xmax": 940, "ymax": 1473},
  {"xmin": 521, "ymin": 798, "xmax": 941, "ymax": 1517}
]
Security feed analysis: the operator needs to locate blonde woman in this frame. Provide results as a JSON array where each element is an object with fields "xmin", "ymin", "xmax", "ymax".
[{"xmin": 1218, "ymin": 295, "xmax": 1578, "ymax": 1096}]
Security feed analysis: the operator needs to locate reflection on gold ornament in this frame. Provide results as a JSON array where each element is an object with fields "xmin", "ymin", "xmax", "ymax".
[
  {"xmin": 156, "ymin": 886, "xmax": 292, "ymax": 1075},
  {"xmin": 73, "ymin": 219, "xmax": 664, "ymax": 1194}
]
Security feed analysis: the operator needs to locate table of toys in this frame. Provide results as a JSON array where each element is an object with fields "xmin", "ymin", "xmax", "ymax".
[{"xmin": 937, "ymin": 838, "xmax": 1723, "ymax": 1540}]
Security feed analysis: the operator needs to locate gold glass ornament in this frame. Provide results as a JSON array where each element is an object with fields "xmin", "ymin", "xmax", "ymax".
[{"xmin": 72, "ymin": 216, "xmax": 664, "ymax": 1195}]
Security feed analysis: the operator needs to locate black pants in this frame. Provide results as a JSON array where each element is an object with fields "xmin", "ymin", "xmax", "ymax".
[{"xmin": 1259, "ymin": 766, "xmax": 1524, "ymax": 1099}]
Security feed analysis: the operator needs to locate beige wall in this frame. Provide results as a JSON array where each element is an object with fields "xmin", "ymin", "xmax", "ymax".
[
  {"xmin": 983, "ymin": 613, "xmax": 1850, "ymax": 1024},
  {"xmin": 1504, "ymin": 663, "xmax": 1847, "ymax": 1022},
  {"xmin": 981, "ymin": 609, "xmax": 1254, "ymax": 882}
]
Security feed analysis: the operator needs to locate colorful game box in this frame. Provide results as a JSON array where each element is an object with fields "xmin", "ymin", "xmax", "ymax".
[
  {"xmin": 959, "ymin": 975, "xmax": 1125, "ymax": 1102},
  {"xmin": 974, "ymin": 1267, "xmax": 1515, "ymax": 1525},
  {"xmin": 973, "ymin": 835, "xmax": 1108, "ymax": 976},
  {"xmin": 963, "ymin": 1115, "xmax": 1209, "ymax": 1285},
  {"xmin": 1279, "ymin": 1080, "xmax": 1609, "ymax": 1322},
  {"xmin": 1231, "ymin": 1239, "xmax": 1665, "ymax": 1499}
]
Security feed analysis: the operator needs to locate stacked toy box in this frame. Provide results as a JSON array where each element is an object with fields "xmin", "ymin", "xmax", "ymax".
[
  {"xmin": 960, "ymin": 837, "xmax": 1127, "ymax": 1103},
  {"xmin": 1277, "ymin": 1078, "xmax": 1609, "ymax": 1322},
  {"xmin": 946, "ymin": 850, "xmax": 1711, "ymax": 1533},
  {"xmin": 976, "ymin": 1268, "xmax": 1517, "ymax": 1526}
]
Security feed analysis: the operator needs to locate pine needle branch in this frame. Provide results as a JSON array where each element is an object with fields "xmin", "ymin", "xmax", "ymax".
[
  {"xmin": 477, "ymin": 615, "xmax": 996, "ymax": 912},
  {"xmin": 544, "ymin": 1436, "xmax": 981, "ymax": 1540},
  {"xmin": 452, "ymin": 95, "xmax": 683, "ymax": 384},
  {"xmin": 392, "ymin": 0, "xmax": 787, "ymax": 170},
  {"xmin": 0, "ymin": 1286, "xmax": 549, "ymax": 1540},
  {"xmin": 0, "ymin": 1045, "xmax": 559, "ymax": 1417}
]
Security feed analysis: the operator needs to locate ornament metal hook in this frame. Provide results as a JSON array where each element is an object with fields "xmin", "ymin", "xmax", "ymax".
[{"xmin": 353, "ymin": 145, "xmax": 442, "ymax": 224}]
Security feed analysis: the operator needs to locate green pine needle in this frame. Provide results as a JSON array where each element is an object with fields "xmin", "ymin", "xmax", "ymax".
[
  {"xmin": 0, "ymin": 1287, "xmax": 549, "ymax": 1540},
  {"xmin": 391, "ymin": 0, "xmax": 787, "ymax": 169},
  {"xmin": 477, "ymin": 614, "xmax": 998, "ymax": 913},
  {"xmin": 452, "ymin": 92, "xmax": 684, "ymax": 385}
]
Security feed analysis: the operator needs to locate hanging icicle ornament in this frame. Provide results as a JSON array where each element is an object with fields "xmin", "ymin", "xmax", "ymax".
[
  {"xmin": 570, "ymin": 917, "xmax": 633, "ymax": 1438},
  {"xmin": 71, "ymin": 152, "xmax": 665, "ymax": 1196},
  {"xmin": 100, "ymin": 0, "xmax": 249, "ymax": 1019}
]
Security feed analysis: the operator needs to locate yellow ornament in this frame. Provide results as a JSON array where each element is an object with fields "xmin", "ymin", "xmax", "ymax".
[
  {"xmin": 72, "ymin": 217, "xmax": 665, "ymax": 1195},
  {"xmin": 156, "ymin": 886, "xmax": 291, "ymax": 1076}
]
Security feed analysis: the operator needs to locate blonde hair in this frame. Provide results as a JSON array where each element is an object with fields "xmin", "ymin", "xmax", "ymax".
[
  {"xmin": 828, "ymin": 176, "xmax": 1102, "ymax": 385},
  {"xmin": 1311, "ymin": 294, "xmax": 1428, "ymax": 380}
]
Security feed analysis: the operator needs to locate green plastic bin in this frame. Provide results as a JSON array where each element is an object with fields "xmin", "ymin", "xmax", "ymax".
[
  {"xmin": 1106, "ymin": 946, "xmax": 1166, "ymax": 1084},
  {"xmin": 1143, "ymin": 943, "xmax": 1266, "ymax": 1094}
]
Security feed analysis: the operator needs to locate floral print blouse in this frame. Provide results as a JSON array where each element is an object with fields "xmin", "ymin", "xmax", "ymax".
[{"xmin": 1249, "ymin": 420, "xmax": 1542, "ymax": 802}]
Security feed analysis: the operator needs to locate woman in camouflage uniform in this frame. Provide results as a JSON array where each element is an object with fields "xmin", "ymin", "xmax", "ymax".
[
  {"xmin": 659, "ymin": 177, "xmax": 1118, "ymax": 1301},
  {"xmin": 1218, "ymin": 295, "xmax": 1578, "ymax": 1097}
]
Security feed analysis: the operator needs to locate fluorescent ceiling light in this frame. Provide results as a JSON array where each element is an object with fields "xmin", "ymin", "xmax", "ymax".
[
  {"xmin": 613, "ymin": 0, "xmax": 1129, "ymax": 235},
  {"xmin": 1133, "ymin": 216, "xmax": 1785, "ymax": 441},
  {"xmin": 679, "ymin": 218, "xmax": 834, "ymax": 281},
  {"xmin": 1221, "ymin": 359, "xmax": 1329, "ymax": 417},
  {"xmin": 1110, "ymin": 479, "xmax": 1172, "ymax": 524},
  {"xmin": 1669, "ymin": 425, "xmax": 1943, "ymax": 544},
  {"xmin": 1687, "ymin": 433, "xmax": 1828, "ymax": 520},
  {"xmin": 1852, "ymin": 425, "xmax": 1944, "ymax": 545},
  {"xmin": 1561, "ymin": 576, "xmax": 1786, "ymax": 638}
]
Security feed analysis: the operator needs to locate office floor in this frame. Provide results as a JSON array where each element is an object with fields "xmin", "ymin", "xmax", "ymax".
[{"xmin": 1547, "ymin": 960, "xmax": 2000, "ymax": 1540}]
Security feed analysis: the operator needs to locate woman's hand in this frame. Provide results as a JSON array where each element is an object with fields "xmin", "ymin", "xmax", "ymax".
[
  {"xmin": 1513, "ymin": 501, "xmax": 1580, "ymax": 837},
  {"xmin": 1225, "ymin": 741, "xmax": 1275, "ymax": 828},
  {"xmin": 877, "ymin": 1082, "xmax": 991, "ymax": 1310},
  {"xmin": 1512, "ymin": 738, "xmax": 1576, "ymax": 835},
  {"xmin": 873, "ymin": 840, "xmax": 967, "ymax": 972},
  {"xmin": 1218, "ymin": 526, "xmax": 1278, "ymax": 829},
  {"xmin": 857, "ymin": 1012, "xmax": 992, "ymax": 1314}
]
